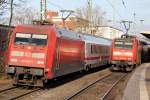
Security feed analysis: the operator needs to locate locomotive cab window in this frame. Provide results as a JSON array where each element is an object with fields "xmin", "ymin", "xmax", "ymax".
[
  {"xmin": 124, "ymin": 42, "xmax": 133, "ymax": 49},
  {"xmin": 14, "ymin": 33, "xmax": 47, "ymax": 46},
  {"xmin": 32, "ymin": 34, "xmax": 47, "ymax": 46},
  {"xmin": 14, "ymin": 33, "xmax": 31, "ymax": 45},
  {"xmin": 115, "ymin": 41, "xmax": 123, "ymax": 48},
  {"xmin": 115, "ymin": 39, "xmax": 133, "ymax": 49}
]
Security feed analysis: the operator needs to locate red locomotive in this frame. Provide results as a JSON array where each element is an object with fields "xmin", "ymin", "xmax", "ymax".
[
  {"xmin": 110, "ymin": 34, "xmax": 149, "ymax": 72},
  {"xmin": 6, "ymin": 24, "xmax": 111, "ymax": 87}
]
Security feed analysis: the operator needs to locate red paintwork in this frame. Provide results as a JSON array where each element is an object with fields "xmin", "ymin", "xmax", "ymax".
[
  {"xmin": 7, "ymin": 24, "xmax": 85, "ymax": 80},
  {"xmin": 111, "ymin": 37, "xmax": 140, "ymax": 65},
  {"xmin": 84, "ymin": 56, "xmax": 109, "ymax": 60},
  {"xmin": 8, "ymin": 25, "xmax": 52, "ymax": 77},
  {"xmin": 46, "ymin": 27, "xmax": 57, "ymax": 79},
  {"xmin": 8, "ymin": 45, "xmax": 46, "ymax": 68},
  {"xmin": 58, "ymin": 38, "xmax": 84, "ymax": 64},
  {"xmin": 112, "ymin": 50, "xmax": 133, "ymax": 60}
]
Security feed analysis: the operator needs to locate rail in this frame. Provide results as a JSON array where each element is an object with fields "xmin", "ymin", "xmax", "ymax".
[
  {"xmin": 64, "ymin": 73, "xmax": 112, "ymax": 100},
  {"xmin": 0, "ymin": 86, "xmax": 41, "ymax": 100},
  {"xmin": 100, "ymin": 74, "xmax": 127, "ymax": 100}
]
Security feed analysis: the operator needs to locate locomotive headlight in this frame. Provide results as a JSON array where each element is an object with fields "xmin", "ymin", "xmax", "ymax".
[
  {"xmin": 113, "ymin": 51, "xmax": 121, "ymax": 55},
  {"xmin": 10, "ymin": 58, "xmax": 18, "ymax": 62},
  {"xmin": 125, "ymin": 52, "xmax": 133, "ymax": 56},
  {"xmin": 37, "ymin": 60, "xmax": 44, "ymax": 64},
  {"xmin": 32, "ymin": 53, "xmax": 45, "ymax": 59},
  {"xmin": 11, "ymin": 51, "xmax": 24, "ymax": 57},
  {"xmin": 128, "ymin": 58, "xmax": 132, "ymax": 60}
]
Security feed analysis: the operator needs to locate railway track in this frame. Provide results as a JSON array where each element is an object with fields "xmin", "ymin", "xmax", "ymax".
[
  {"xmin": 64, "ymin": 72, "xmax": 127, "ymax": 100},
  {"xmin": 100, "ymin": 74, "xmax": 127, "ymax": 100},
  {"xmin": 0, "ymin": 86, "xmax": 41, "ymax": 100}
]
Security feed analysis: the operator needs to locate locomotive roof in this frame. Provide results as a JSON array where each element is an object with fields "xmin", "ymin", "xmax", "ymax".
[
  {"xmin": 16, "ymin": 24, "xmax": 83, "ymax": 40},
  {"xmin": 15, "ymin": 24, "xmax": 112, "ymax": 45},
  {"xmin": 16, "ymin": 24, "xmax": 51, "ymax": 30},
  {"xmin": 55, "ymin": 29, "xmax": 112, "ymax": 45},
  {"xmin": 82, "ymin": 33, "xmax": 111, "ymax": 46},
  {"xmin": 115, "ymin": 34, "xmax": 150, "ymax": 45},
  {"xmin": 56, "ymin": 28, "xmax": 83, "ymax": 40}
]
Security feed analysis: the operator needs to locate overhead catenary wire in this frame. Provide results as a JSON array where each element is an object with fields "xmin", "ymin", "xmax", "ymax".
[
  {"xmin": 46, "ymin": 0, "xmax": 84, "ymax": 19},
  {"xmin": 121, "ymin": 0, "xmax": 126, "ymax": 8},
  {"xmin": 104, "ymin": 0, "xmax": 124, "ymax": 20},
  {"xmin": 46, "ymin": 0, "xmax": 128, "ymax": 24},
  {"xmin": 47, "ymin": 0, "xmax": 64, "ymax": 10}
]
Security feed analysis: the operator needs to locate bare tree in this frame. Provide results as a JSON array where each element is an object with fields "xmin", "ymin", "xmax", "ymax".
[
  {"xmin": 92, "ymin": 6, "xmax": 106, "ymax": 26},
  {"xmin": 13, "ymin": 7, "xmax": 38, "ymax": 24},
  {"xmin": 0, "ymin": 0, "xmax": 7, "ymax": 8},
  {"xmin": 76, "ymin": 5, "xmax": 106, "ymax": 26},
  {"xmin": 0, "ymin": 0, "xmax": 28, "ymax": 25},
  {"xmin": 0, "ymin": 0, "xmax": 8, "ymax": 16}
]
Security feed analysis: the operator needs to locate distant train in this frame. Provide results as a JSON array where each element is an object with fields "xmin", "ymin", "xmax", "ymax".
[
  {"xmin": 6, "ymin": 24, "xmax": 111, "ymax": 87},
  {"xmin": 110, "ymin": 34, "xmax": 150, "ymax": 72}
]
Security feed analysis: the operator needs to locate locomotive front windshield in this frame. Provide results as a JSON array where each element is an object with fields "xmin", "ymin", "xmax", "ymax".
[
  {"xmin": 124, "ymin": 42, "xmax": 133, "ymax": 49},
  {"xmin": 115, "ymin": 41, "xmax": 123, "ymax": 48},
  {"xmin": 14, "ymin": 33, "xmax": 47, "ymax": 46},
  {"xmin": 115, "ymin": 39, "xmax": 133, "ymax": 49}
]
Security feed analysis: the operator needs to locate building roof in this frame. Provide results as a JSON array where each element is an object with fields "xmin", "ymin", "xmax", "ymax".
[{"xmin": 96, "ymin": 25, "xmax": 123, "ymax": 32}]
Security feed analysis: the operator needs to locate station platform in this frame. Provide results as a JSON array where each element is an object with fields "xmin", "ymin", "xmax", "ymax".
[{"xmin": 123, "ymin": 63, "xmax": 150, "ymax": 100}]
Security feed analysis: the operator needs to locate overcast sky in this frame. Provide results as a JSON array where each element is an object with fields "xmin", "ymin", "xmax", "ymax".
[{"xmin": 29, "ymin": 0, "xmax": 150, "ymax": 32}]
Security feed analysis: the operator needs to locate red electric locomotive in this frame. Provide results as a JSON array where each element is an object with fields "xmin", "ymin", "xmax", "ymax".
[{"xmin": 110, "ymin": 34, "xmax": 149, "ymax": 72}]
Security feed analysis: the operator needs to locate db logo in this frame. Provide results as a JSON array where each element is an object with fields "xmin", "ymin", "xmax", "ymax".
[
  {"xmin": 27, "ymin": 46, "xmax": 31, "ymax": 49},
  {"xmin": 24, "ymin": 52, "xmax": 31, "ymax": 57}
]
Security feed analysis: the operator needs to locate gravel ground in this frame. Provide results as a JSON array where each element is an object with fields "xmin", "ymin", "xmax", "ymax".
[
  {"xmin": 0, "ymin": 74, "xmax": 13, "ymax": 91},
  {"xmin": 109, "ymin": 72, "xmax": 132, "ymax": 100},
  {"xmin": 19, "ymin": 67, "xmax": 111, "ymax": 100},
  {"xmin": 71, "ymin": 72, "xmax": 126, "ymax": 100}
]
